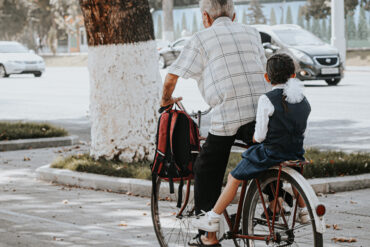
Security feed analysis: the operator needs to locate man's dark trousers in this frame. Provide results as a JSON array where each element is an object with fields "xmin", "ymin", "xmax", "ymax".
[{"xmin": 194, "ymin": 122, "xmax": 255, "ymax": 214}]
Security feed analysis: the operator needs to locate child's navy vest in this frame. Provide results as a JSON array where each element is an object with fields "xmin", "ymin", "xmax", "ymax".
[{"xmin": 263, "ymin": 89, "xmax": 311, "ymax": 153}]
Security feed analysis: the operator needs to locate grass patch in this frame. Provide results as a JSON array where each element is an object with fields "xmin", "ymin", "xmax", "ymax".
[
  {"xmin": 52, "ymin": 149, "xmax": 370, "ymax": 181},
  {"xmin": 51, "ymin": 154, "xmax": 152, "ymax": 180},
  {"xmin": 227, "ymin": 148, "xmax": 370, "ymax": 181},
  {"xmin": 0, "ymin": 122, "xmax": 68, "ymax": 141}
]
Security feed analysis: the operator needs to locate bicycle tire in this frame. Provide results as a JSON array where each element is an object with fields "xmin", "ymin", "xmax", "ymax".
[
  {"xmin": 151, "ymin": 177, "xmax": 197, "ymax": 247},
  {"xmin": 242, "ymin": 169, "xmax": 323, "ymax": 247}
]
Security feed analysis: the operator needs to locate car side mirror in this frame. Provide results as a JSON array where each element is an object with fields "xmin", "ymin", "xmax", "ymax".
[
  {"xmin": 263, "ymin": 42, "xmax": 280, "ymax": 51},
  {"xmin": 263, "ymin": 42, "xmax": 272, "ymax": 49}
]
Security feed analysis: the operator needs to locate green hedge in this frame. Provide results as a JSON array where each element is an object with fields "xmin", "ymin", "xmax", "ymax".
[
  {"xmin": 0, "ymin": 122, "xmax": 67, "ymax": 141},
  {"xmin": 52, "ymin": 149, "xmax": 370, "ymax": 182}
]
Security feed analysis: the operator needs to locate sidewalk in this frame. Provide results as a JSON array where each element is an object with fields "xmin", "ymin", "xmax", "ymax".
[{"xmin": 0, "ymin": 146, "xmax": 369, "ymax": 246}]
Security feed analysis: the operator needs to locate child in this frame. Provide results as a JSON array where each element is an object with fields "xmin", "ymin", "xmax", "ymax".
[{"xmin": 192, "ymin": 54, "xmax": 311, "ymax": 246}]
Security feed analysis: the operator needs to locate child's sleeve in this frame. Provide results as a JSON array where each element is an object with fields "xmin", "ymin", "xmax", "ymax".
[{"xmin": 253, "ymin": 95, "xmax": 274, "ymax": 143}]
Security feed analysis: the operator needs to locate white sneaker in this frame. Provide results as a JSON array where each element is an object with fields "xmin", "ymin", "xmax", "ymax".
[
  {"xmin": 297, "ymin": 207, "xmax": 310, "ymax": 224},
  {"xmin": 192, "ymin": 211, "xmax": 220, "ymax": 232}
]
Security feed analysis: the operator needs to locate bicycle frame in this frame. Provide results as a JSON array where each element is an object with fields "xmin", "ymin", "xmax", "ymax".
[
  {"xmin": 175, "ymin": 160, "xmax": 308, "ymax": 243},
  {"xmin": 172, "ymin": 102, "xmax": 321, "ymax": 243}
]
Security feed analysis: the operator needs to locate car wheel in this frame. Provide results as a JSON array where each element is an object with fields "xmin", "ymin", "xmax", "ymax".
[
  {"xmin": 325, "ymin": 78, "xmax": 341, "ymax": 86},
  {"xmin": 0, "ymin": 65, "xmax": 9, "ymax": 78},
  {"xmin": 34, "ymin": 72, "xmax": 42, "ymax": 77},
  {"xmin": 158, "ymin": 55, "xmax": 166, "ymax": 69}
]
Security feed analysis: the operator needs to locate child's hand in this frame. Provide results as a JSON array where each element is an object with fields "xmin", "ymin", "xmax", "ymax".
[{"xmin": 253, "ymin": 135, "xmax": 257, "ymax": 143}]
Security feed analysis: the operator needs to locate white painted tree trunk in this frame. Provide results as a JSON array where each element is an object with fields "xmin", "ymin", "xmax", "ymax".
[{"xmin": 88, "ymin": 41, "xmax": 161, "ymax": 162}]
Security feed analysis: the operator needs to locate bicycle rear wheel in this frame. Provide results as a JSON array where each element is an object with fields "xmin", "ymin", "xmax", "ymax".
[
  {"xmin": 243, "ymin": 170, "xmax": 323, "ymax": 247},
  {"xmin": 151, "ymin": 177, "xmax": 197, "ymax": 247}
]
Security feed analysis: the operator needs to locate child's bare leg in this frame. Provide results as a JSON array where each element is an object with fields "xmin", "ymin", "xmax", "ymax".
[
  {"xmin": 213, "ymin": 173, "xmax": 242, "ymax": 214},
  {"xmin": 201, "ymin": 173, "xmax": 242, "ymax": 244},
  {"xmin": 293, "ymin": 188, "xmax": 306, "ymax": 208}
]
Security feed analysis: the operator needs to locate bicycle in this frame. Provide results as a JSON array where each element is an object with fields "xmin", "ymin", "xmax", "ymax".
[{"xmin": 151, "ymin": 103, "xmax": 326, "ymax": 247}]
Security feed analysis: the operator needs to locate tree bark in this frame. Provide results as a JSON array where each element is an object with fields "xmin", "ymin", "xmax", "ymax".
[
  {"xmin": 162, "ymin": 0, "xmax": 174, "ymax": 41},
  {"xmin": 79, "ymin": 0, "xmax": 162, "ymax": 162}
]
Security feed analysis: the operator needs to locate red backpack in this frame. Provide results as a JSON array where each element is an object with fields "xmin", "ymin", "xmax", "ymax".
[{"xmin": 151, "ymin": 103, "xmax": 200, "ymax": 207}]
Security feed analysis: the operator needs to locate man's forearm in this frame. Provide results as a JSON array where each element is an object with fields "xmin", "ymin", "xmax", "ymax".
[{"xmin": 161, "ymin": 73, "xmax": 179, "ymax": 106}]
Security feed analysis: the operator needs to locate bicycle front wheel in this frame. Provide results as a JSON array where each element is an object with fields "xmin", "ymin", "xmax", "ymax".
[
  {"xmin": 151, "ymin": 177, "xmax": 197, "ymax": 247},
  {"xmin": 243, "ymin": 169, "xmax": 323, "ymax": 247}
]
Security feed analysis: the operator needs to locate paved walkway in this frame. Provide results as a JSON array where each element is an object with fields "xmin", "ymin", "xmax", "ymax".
[{"xmin": 0, "ymin": 146, "xmax": 369, "ymax": 246}]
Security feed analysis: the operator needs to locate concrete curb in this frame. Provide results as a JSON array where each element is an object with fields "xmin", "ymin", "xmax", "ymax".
[
  {"xmin": 0, "ymin": 136, "xmax": 79, "ymax": 152},
  {"xmin": 36, "ymin": 164, "xmax": 370, "ymax": 198}
]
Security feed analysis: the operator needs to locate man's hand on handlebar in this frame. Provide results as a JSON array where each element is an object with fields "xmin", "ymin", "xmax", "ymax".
[
  {"xmin": 159, "ymin": 97, "xmax": 183, "ymax": 113},
  {"xmin": 160, "ymin": 97, "xmax": 183, "ymax": 108}
]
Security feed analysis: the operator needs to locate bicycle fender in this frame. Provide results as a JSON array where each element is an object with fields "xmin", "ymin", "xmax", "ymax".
[{"xmin": 271, "ymin": 167, "xmax": 326, "ymax": 234}]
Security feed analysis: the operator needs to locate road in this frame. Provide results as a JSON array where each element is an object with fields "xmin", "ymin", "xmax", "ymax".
[
  {"xmin": 1, "ymin": 66, "xmax": 370, "ymax": 151},
  {"xmin": 0, "ymin": 146, "xmax": 369, "ymax": 247}
]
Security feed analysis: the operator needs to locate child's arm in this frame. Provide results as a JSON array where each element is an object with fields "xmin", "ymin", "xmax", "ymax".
[{"xmin": 253, "ymin": 95, "xmax": 274, "ymax": 143}]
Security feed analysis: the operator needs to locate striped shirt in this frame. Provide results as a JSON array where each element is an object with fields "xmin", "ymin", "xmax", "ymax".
[{"xmin": 168, "ymin": 17, "xmax": 270, "ymax": 136}]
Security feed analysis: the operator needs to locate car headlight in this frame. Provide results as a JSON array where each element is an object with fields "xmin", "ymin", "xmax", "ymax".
[{"xmin": 289, "ymin": 48, "xmax": 314, "ymax": 65}]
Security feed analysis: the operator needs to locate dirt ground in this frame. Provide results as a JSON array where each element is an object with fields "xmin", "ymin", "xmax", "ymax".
[{"xmin": 42, "ymin": 50, "xmax": 369, "ymax": 67}]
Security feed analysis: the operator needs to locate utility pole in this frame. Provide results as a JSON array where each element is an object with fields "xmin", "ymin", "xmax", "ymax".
[
  {"xmin": 331, "ymin": 0, "xmax": 346, "ymax": 64},
  {"xmin": 163, "ymin": 0, "xmax": 174, "ymax": 41}
]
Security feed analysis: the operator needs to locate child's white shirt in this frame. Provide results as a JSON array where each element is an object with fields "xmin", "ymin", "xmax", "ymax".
[{"xmin": 253, "ymin": 79, "xmax": 307, "ymax": 143}]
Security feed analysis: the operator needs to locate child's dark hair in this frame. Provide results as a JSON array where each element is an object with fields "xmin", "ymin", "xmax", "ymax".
[{"xmin": 266, "ymin": 54, "xmax": 295, "ymax": 84}]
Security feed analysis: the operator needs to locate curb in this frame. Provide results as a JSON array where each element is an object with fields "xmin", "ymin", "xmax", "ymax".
[
  {"xmin": 36, "ymin": 164, "xmax": 370, "ymax": 198},
  {"xmin": 0, "ymin": 136, "xmax": 79, "ymax": 152}
]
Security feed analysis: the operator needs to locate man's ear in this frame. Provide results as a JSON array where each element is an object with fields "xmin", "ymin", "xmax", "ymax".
[
  {"xmin": 202, "ymin": 11, "xmax": 213, "ymax": 28},
  {"xmin": 264, "ymin": 73, "xmax": 271, "ymax": 82},
  {"xmin": 291, "ymin": 73, "xmax": 296, "ymax": 78},
  {"xmin": 232, "ymin": 13, "xmax": 236, "ymax": 22}
]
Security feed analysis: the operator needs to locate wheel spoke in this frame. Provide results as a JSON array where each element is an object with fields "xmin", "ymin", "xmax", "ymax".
[{"xmin": 244, "ymin": 171, "xmax": 322, "ymax": 247}]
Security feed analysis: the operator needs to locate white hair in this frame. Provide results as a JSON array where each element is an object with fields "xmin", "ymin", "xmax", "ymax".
[{"xmin": 200, "ymin": 0, "xmax": 235, "ymax": 19}]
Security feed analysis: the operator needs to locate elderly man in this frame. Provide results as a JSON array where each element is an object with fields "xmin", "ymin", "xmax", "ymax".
[{"xmin": 160, "ymin": 0, "xmax": 270, "ymax": 245}]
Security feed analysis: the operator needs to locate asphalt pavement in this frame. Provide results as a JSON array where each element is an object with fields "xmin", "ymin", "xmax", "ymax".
[
  {"xmin": 1, "ymin": 67, "xmax": 370, "ymax": 152},
  {"xmin": 1, "ymin": 66, "xmax": 370, "ymax": 246},
  {"xmin": 0, "ymin": 146, "xmax": 369, "ymax": 246}
]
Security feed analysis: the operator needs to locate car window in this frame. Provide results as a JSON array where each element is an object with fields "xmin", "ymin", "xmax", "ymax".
[
  {"xmin": 0, "ymin": 43, "xmax": 28, "ymax": 53},
  {"xmin": 173, "ymin": 40, "xmax": 186, "ymax": 47},
  {"xmin": 259, "ymin": 32, "xmax": 271, "ymax": 44},
  {"xmin": 273, "ymin": 29, "xmax": 324, "ymax": 46}
]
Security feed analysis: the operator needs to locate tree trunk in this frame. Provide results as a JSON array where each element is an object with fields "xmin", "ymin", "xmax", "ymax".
[
  {"xmin": 79, "ymin": 0, "xmax": 162, "ymax": 162},
  {"xmin": 162, "ymin": 0, "xmax": 174, "ymax": 41}
]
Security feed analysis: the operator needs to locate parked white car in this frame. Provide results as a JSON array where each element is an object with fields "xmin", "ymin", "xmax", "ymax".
[{"xmin": 0, "ymin": 41, "xmax": 45, "ymax": 78}]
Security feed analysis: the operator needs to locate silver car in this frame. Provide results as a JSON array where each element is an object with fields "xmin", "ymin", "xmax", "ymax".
[
  {"xmin": 0, "ymin": 41, "xmax": 45, "ymax": 78},
  {"xmin": 158, "ymin": 37, "xmax": 190, "ymax": 69}
]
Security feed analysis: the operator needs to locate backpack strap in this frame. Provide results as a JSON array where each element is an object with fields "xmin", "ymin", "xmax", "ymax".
[
  {"xmin": 169, "ymin": 111, "xmax": 179, "ymax": 157},
  {"xmin": 152, "ymin": 112, "xmax": 172, "ymax": 175},
  {"xmin": 176, "ymin": 177, "xmax": 184, "ymax": 208}
]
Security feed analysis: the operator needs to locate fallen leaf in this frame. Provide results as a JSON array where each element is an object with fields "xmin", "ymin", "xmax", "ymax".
[
  {"xmin": 143, "ymin": 213, "xmax": 147, "ymax": 216},
  {"xmin": 333, "ymin": 224, "xmax": 342, "ymax": 230},
  {"xmin": 350, "ymin": 200, "xmax": 357, "ymax": 204},
  {"xmin": 62, "ymin": 200, "xmax": 69, "ymax": 204},
  {"xmin": 146, "ymin": 202, "xmax": 150, "ymax": 206},
  {"xmin": 118, "ymin": 223, "xmax": 127, "ymax": 227},
  {"xmin": 331, "ymin": 237, "xmax": 357, "ymax": 243},
  {"xmin": 325, "ymin": 224, "xmax": 331, "ymax": 229},
  {"xmin": 23, "ymin": 157, "xmax": 30, "ymax": 161}
]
